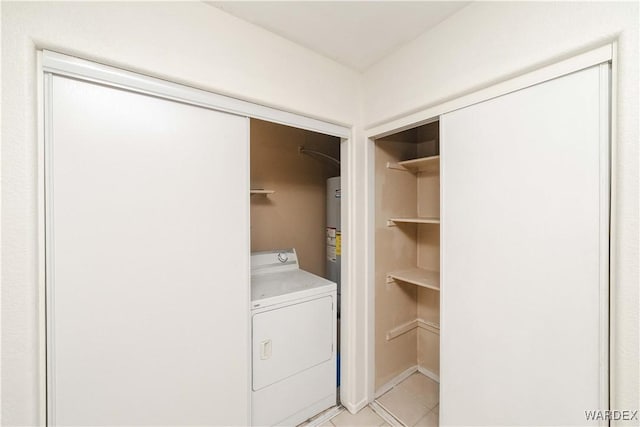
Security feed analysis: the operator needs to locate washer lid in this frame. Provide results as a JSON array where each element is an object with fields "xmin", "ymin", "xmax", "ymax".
[
  {"xmin": 251, "ymin": 249, "xmax": 337, "ymax": 307},
  {"xmin": 252, "ymin": 269, "xmax": 336, "ymax": 306}
]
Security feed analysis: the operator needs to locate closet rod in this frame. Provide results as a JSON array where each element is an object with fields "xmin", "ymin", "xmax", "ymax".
[{"xmin": 298, "ymin": 146, "xmax": 340, "ymax": 167}]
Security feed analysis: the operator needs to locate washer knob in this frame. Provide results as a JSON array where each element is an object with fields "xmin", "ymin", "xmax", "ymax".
[{"xmin": 277, "ymin": 252, "xmax": 288, "ymax": 263}]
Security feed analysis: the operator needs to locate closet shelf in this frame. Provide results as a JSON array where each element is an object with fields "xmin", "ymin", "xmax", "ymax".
[
  {"xmin": 387, "ymin": 267, "xmax": 440, "ymax": 291},
  {"xmin": 387, "ymin": 217, "xmax": 440, "ymax": 226},
  {"xmin": 250, "ymin": 189, "xmax": 275, "ymax": 195},
  {"xmin": 386, "ymin": 155, "xmax": 440, "ymax": 174}
]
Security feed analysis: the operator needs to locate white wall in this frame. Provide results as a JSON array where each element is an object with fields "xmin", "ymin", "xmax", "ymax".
[
  {"xmin": 3, "ymin": 1, "xmax": 638, "ymax": 425},
  {"xmin": 363, "ymin": 0, "xmax": 638, "ymax": 419},
  {"xmin": 1, "ymin": 2, "xmax": 360, "ymax": 425}
]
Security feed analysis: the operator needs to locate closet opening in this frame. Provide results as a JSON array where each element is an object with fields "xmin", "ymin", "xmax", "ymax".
[
  {"xmin": 371, "ymin": 119, "xmax": 441, "ymax": 426},
  {"xmin": 249, "ymin": 119, "xmax": 343, "ymax": 426}
]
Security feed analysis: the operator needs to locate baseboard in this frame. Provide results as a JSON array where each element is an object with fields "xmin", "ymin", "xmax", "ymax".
[
  {"xmin": 374, "ymin": 365, "xmax": 418, "ymax": 398},
  {"xmin": 417, "ymin": 366, "xmax": 440, "ymax": 383},
  {"xmin": 343, "ymin": 396, "xmax": 369, "ymax": 414}
]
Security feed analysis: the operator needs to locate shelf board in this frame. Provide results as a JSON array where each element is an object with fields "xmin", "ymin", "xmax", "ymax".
[
  {"xmin": 397, "ymin": 155, "xmax": 440, "ymax": 173},
  {"xmin": 250, "ymin": 189, "xmax": 275, "ymax": 195},
  {"xmin": 387, "ymin": 267, "xmax": 440, "ymax": 291},
  {"xmin": 387, "ymin": 217, "xmax": 440, "ymax": 226},
  {"xmin": 387, "ymin": 155, "xmax": 439, "ymax": 173}
]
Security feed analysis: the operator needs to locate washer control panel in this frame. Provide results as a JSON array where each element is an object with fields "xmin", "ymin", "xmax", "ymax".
[{"xmin": 251, "ymin": 248, "xmax": 298, "ymax": 275}]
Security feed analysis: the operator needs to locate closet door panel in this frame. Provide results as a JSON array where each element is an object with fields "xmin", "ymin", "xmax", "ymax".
[
  {"xmin": 440, "ymin": 65, "xmax": 608, "ymax": 426},
  {"xmin": 47, "ymin": 75, "xmax": 249, "ymax": 425}
]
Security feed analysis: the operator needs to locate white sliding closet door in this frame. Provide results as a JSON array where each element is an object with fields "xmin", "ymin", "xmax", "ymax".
[
  {"xmin": 440, "ymin": 65, "xmax": 609, "ymax": 426},
  {"xmin": 46, "ymin": 75, "xmax": 250, "ymax": 425}
]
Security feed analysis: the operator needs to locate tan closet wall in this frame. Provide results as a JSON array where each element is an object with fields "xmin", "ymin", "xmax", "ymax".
[
  {"xmin": 250, "ymin": 119, "xmax": 340, "ymax": 277},
  {"xmin": 375, "ymin": 123, "xmax": 440, "ymax": 389},
  {"xmin": 416, "ymin": 123, "xmax": 440, "ymax": 375},
  {"xmin": 417, "ymin": 173, "xmax": 440, "ymax": 375}
]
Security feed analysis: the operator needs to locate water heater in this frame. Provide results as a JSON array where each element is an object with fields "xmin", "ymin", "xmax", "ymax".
[{"xmin": 326, "ymin": 177, "xmax": 341, "ymax": 314}]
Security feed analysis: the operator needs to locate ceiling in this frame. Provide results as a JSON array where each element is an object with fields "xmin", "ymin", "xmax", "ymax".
[{"xmin": 207, "ymin": 1, "xmax": 470, "ymax": 72}]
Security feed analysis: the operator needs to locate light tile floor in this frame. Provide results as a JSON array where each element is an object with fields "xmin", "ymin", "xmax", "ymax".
[
  {"xmin": 301, "ymin": 372, "xmax": 438, "ymax": 427},
  {"xmin": 375, "ymin": 372, "xmax": 439, "ymax": 427},
  {"xmin": 325, "ymin": 406, "xmax": 388, "ymax": 427}
]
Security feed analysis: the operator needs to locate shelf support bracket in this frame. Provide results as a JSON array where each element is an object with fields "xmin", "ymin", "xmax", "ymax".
[{"xmin": 386, "ymin": 220, "xmax": 397, "ymax": 227}]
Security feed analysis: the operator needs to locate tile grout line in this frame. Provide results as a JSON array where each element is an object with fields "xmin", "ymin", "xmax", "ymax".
[
  {"xmin": 329, "ymin": 405, "xmax": 387, "ymax": 427},
  {"xmin": 301, "ymin": 404, "xmax": 344, "ymax": 427},
  {"xmin": 377, "ymin": 392, "xmax": 430, "ymax": 425},
  {"xmin": 414, "ymin": 406, "xmax": 436, "ymax": 427},
  {"xmin": 370, "ymin": 400, "xmax": 406, "ymax": 427}
]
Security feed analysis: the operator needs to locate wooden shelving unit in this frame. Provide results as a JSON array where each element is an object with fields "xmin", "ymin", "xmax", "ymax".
[
  {"xmin": 387, "ymin": 267, "xmax": 440, "ymax": 291},
  {"xmin": 387, "ymin": 217, "xmax": 440, "ymax": 226},
  {"xmin": 375, "ymin": 120, "xmax": 441, "ymax": 383}
]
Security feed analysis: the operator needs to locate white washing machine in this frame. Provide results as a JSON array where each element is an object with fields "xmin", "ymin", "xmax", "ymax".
[{"xmin": 251, "ymin": 249, "xmax": 337, "ymax": 427}]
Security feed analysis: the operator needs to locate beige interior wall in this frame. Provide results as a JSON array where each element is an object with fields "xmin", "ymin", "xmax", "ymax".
[
  {"xmin": 250, "ymin": 119, "xmax": 340, "ymax": 277},
  {"xmin": 417, "ymin": 224, "xmax": 439, "ymax": 378},
  {"xmin": 416, "ymin": 122, "xmax": 441, "ymax": 376},
  {"xmin": 417, "ymin": 326, "xmax": 440, "ymax": 375},
  {"xmin": 417, "ymin": 121, "xmax": 439, "ymax": 158},
  {"xmin": 375, "ymin": 121, "xmax": 441, "ymax": 388},
  {"xmin": 417, "ymin": 222, "xmax": 440, "ymax": 374},
  {"xmin": 417, "ymin": 174, "xmax": 439, "ymax": 218},
  {"xmin": 374, "ymin": 139, "xmax": 419, "ymax": 389},
  {"xmin": 417, "ymin": 224, "xmax": 440, "ymax": 375}
]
